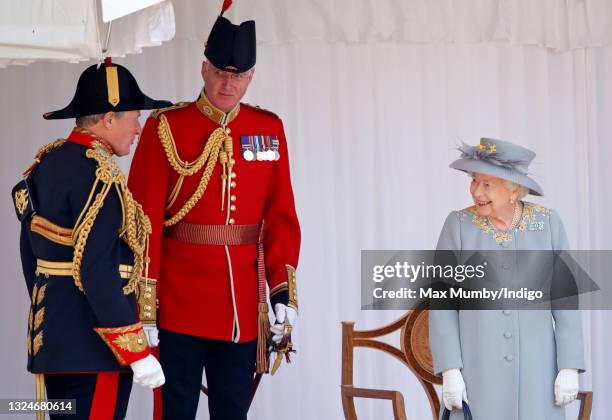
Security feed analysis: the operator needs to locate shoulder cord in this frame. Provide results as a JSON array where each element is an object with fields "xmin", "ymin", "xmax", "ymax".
[
  {"xmin": 72, "ymin": 145, "xmax": 151, "ymax": 295},
  {"xmin": 157, "ymin": 114, "xmax": 229, "ymax": 227}
]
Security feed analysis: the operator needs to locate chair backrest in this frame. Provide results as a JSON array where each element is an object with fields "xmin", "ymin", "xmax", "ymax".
[
  {"xmin": 341, "ymin": 309, "xmax": 441, "ymax": 420},
  {"xmin": 341, "ymin": 309, "xmax": 593, "ymax": 420}
]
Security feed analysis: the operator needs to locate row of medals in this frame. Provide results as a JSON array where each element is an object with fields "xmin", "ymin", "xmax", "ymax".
[{"xmin": 243, "ymin": 148, "xmax": 280, "ymax": 162}]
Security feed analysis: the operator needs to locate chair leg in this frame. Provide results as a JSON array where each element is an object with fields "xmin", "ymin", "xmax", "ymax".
[
  {"xmin": 391, "ymin": 391, "xmax": 407, "ymax": 420},
  {"xmin": 341, "ymin": 386, "xmax": 358, "ymax": 420},
  {"xmin": 577, "ymin": 391, "xmax": 593, "ymax": 420}
]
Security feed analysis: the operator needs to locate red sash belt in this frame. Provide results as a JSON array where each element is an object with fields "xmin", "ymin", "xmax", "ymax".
[{"xmin": 164, "ymin": 222, "xmax": 260, "ymax": 245}]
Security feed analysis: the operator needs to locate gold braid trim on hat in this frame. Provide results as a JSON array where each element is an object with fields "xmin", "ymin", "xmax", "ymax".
[
  {"xmin": 23, "ymin": 139, "xmax": 66, "ymax": 177},
  {"xmin": 157, "ymin": 114, "xmax": 230, "ymax": 227},
  {"xmin": 71, "ymin": 142, "xmax": 151, "ymax": 294}
]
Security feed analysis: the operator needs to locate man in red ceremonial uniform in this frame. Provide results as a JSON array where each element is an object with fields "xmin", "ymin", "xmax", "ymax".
[
  {"xmin": 13, "ymin": 60, "xmax": 170, "ymax": 419},
  {"xmin": 128, "ymin": 6, "xmax": 301, "ymax": 420}
]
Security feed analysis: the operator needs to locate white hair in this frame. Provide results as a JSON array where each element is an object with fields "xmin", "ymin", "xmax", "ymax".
[
  {"xmin": 75, "ymin": 111, "xmax": 125, "ymax": 128},
  {"xmin": 467, "ymin": 172, "xmax": 529, "ymax": 199},
  {"xmin": 504, "ymin": 180, "xmax": 529, "ymax": 199}
]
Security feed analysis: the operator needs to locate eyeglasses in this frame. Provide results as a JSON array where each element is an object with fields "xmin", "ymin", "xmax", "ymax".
[{"xmin": 207, "ymin": 63, "xmax": 252, "ymax": 81}]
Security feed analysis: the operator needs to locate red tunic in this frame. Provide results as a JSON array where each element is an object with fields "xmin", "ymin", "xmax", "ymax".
[{"xmin": 128, "ymin": 94, "xmax": 300, "ymax": 343}]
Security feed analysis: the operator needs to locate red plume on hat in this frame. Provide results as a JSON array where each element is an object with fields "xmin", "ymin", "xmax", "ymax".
[{"xmin": 221, "ymin": 0, "xmax": 233, "ymax": 15}]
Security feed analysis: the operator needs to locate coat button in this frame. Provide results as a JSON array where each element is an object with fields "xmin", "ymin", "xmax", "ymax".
[
  {"xmin": 231, "ymin": 172, "xmax": 237, "ymax": 179},
  {"xmin": 230, "ymin": 181, "xmax": 237, "ymax": 188},
  {"xmin": 230, "ymin": 205, "xmax": 236, "ymax": 212},
  {"xmin": 503, "ymin": 310, "xmax": 512, "ymax": 315},
  {"xmin": 504, "ymin": 332, "xmax": 512, "ymax": 339},
  {"xmin": 230, "ymin": 195, "xmax": 236, "ymax": 202},
  {"xmin": 229, "ymin": 218, "xmax": 235, "ymax": 225},
  {"xmin": 505, "ymin": 355, "xmax": 514, "ymax": 362}
]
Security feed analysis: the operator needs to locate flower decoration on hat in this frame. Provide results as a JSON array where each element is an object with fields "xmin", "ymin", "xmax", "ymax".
[{"xmin": 458, "ymin": 141, "xmax": 528, "ymax": 175}]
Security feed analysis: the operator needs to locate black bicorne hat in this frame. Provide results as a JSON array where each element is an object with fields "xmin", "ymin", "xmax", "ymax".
[
  {"xmin": 43, "ymin": 59, "xmax": 172, "ymax": 120},
  {"xmin": 204, "ymin": 16, "xmax": 256, "ymax": 73}
]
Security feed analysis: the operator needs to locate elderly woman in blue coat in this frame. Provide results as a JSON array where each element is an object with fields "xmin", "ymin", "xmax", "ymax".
[{"xmin": 429, "ymin": 138, "xmax": 585, "ymax": 420}]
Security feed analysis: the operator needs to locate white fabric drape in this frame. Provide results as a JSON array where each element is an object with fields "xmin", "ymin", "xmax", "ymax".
[
  {"xmin": 101, "ymin": 0, "xmax": 166, "ymax": 22},
  {"xmin": 181, "ymin": 0, "xmax": 612, "ymax": 51},
  {"xmin": 2, "ymin": 2, "xmax": 612, "ymax": 419},
  {"xmin": 0, "ymin": 0, "xmax": 175, "ymax": 67},
  {"xmin": 0, "ymin": 0, "xmax": 100, "ymax": 67}
]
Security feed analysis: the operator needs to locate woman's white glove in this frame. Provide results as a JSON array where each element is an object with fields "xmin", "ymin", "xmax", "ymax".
[
  {"xmin": 442, "ymin": 368, "xmax": 468, "ymax": 411},
  {"xmin": 269, "ymin": 303, "xmax": 298, "ymax": 344},
  {"xmin": 554, "ymin": 368, "xmax": 579, "ymax": 406},
  {"xmin": 143, "ymin": 325, "xmax": 159, "ymax": 347},
  {"xmin": 130, "ymin": 355, "xmax": 165, "ymax": 388}
]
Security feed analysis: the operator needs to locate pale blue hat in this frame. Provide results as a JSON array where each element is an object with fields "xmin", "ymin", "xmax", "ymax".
[{"xmin": 450, "ymin": 138, "xmax": 544, "ymax": 196}]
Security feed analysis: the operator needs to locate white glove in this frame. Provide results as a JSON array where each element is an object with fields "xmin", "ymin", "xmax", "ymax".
[
  {"xmin": 442, "ymin": 368, "xmax": 468, "ymax": 411},
  {"xmin": 554, "ymin": 368, "xmax": 579, "ymax": 406},
  {"xmin": 130, "ymin": 355, "xmax": 165, "ymax": 388},
  {"xmin": 270, "ymin": 303, "xmax": 298, "ymax": 344},
  {"xmin": 143, "ymin": 325, "xmax": 159, "ymax": 347}
]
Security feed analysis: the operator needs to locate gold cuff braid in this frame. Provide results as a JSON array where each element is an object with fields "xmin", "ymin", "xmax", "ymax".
[{"xmin": 287, "ymin": 265, "xmax": 298, "ymax": 311}]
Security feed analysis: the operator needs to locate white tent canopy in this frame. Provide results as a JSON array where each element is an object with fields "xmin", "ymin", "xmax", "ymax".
[
  {"xmin": 2, "ymin": 0, "xmax": 612, "ymax": 70},
  {"xmin": 0, "ymin": 0, "xmax": 175, "ymax": 68},
  {"xmin": 187, "ymin": 0, "xmax": 612, "ymax": 51}
]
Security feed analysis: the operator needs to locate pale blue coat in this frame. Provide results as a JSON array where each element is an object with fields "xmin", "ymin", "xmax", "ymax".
[{"xmin": 429, "ymin": 202, "xmax": 585, "ymax": 420}]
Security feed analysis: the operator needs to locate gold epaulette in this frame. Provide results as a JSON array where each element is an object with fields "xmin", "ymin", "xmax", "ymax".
[
  {"xmin": 241, "ymin": 102, "xmax": 280, "ymax": 119},
  {"xmin": 71, "ymin": 142, "xmax": 151, "ymax": 295},
  {"xmin": 151, "ymin": 102, "xmax": 191, "ymax": 119},
  {"xmin": 23, "ymin": 139, "xmax": 66, "ymax": 177}
]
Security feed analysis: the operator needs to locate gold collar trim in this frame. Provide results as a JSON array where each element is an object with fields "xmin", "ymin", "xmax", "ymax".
[
  {"xmin": 71, "ymin": 127, "xmax": 114, "ymax": 155},
  {"xmin": 196, "ymin": 92, "xmax": 240, "ymax": 126},
  {"xmin": 464, "ymin": 202, "xmax": 550, "ymax": 243}
]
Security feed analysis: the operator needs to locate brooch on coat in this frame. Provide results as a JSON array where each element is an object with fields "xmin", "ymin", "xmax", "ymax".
[{"xmin": 527, "ymin": 221, "xmax": 545, "ymax": 231}]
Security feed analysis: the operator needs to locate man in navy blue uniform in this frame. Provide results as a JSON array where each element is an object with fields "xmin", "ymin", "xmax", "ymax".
[{"xmin": 12, "ymin": 59, "xmax": 171, "ymax": 419}]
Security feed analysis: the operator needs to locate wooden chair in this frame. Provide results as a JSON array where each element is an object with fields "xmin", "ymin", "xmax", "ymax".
[{"xmin": 341, "ymin": 310, "xmax": 593, "ymax": 420}]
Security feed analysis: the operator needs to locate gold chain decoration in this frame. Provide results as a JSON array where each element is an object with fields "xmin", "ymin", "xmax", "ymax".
[
  {"xmin": 121, "ymin": 187, "xmax": 151, "ymax": 294},
  {"xmin": 220, "ymin": 129, "xmax": 234, "ymax": 210},
  {"xmin": 157, "ymin": 109, "xmax": 238, "ymax": 226},
  {"xmin": 23, "ymin": 139, "xmax": 66, "ymax": 177},
  {"xmin": 71, "ymin": 142, "xmax": 151, "ymax": 294},
  {"xmin": 158, "ymin": 114, "xmax": 215, "ymax": 176},
  {"xmin": 71, "ymin": 178, "xmax": 112, "ymax": 292},
  {"xmin": 160, "ymin": 123, "xmax": 229, "ymax": 227},
  {"xmin": 162, "ymin": 132, "xmax": 224, "ymax": 226}
]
